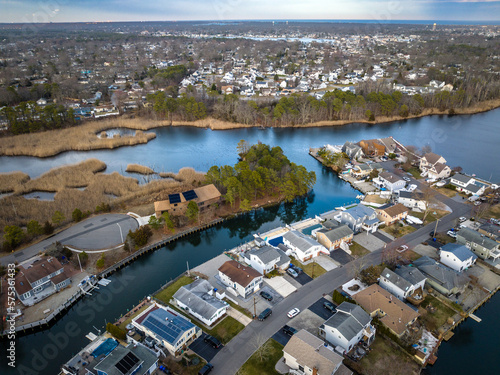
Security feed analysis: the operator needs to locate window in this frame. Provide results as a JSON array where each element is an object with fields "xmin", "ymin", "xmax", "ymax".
[{"xmin": 298, "ymin": 365, "xmax": 304, "ymax": 372}]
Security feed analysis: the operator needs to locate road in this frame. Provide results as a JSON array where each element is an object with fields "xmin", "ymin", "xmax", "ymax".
[{"xmin": 210, "ymin": 168, "xmax": 472, "ymax": 375}]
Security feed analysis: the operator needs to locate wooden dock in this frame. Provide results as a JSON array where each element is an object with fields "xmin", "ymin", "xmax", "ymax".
[{"xmin": 469, "ymin": 313, "xmax": 482, "ymax": 322}]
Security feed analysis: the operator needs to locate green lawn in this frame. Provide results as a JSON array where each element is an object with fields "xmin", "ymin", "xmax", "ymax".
[
  {"xmin": 350, "ymin": 242, "xmax": 370, "ymax": 258},
  {"xmin": 405, "ymin": 167, "xmax": 421, "ymax": 179},
  {"xmin": 419, "ymin": 294, "xmax": 458, "ymax": 332},
  {"xmin": 154, "ymin": 275, "xmax": 194, "ymax": 304},
  {"xmin": 412, "ymin": 209, "xmax": 449, "ymax": 225},
  {"xmin": 291, "ymin": 258, "xmax": 327, "ymax": 278},
  {"xmin": 205, "ymin": 316, "xmax": 245, "ymax": 344},
  {"xmin": 381, "ymin": 224, "xmax": 417, "ymax": 238},
  {"xmin": 237, "ymin": 338, "xmax": 284, "ymax": 375},
  {"xmin": 118, "ymin": 303, "xmax": 150, "ymax": 331}
]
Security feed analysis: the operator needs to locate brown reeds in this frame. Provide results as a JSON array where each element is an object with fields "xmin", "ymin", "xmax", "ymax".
[
  {"xmin": 0, "ymin": 171, "xmax": 30, "ymax": 193},
  {"xmin": 126, "ymin": 164, "xmax": 156, "ymax": 175}
]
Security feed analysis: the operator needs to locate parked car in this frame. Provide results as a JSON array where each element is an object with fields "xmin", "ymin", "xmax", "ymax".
[
  {"xmin": 260, "ymin": 291, "xmax": 273, "ymax": 301},
  {"xmin": 258, "ymin": 308, "xmax": 272, "ymax": 321},
  {"xmin": 289, "ymin": 264, "xmax": 303, "ymax": 274},
  {"xmin": 204, "ymin": 335, "xmax": 222, "ymax": 349},
  {"xmin": 282, "ymin": 325, "xmax": 298, "ymax": 336},
  {"xmin": 198, "ymin": 363, "xmax": 213, "ymax": 375},
  {"xmin": 447, "ymin": 230, "xmax": 457, "ymax": 238},
  {"xmin": 287, "ymin": 268, "xmax": 299, "ymax": 278},
  {"xmin": 287, "ymin": 308, "xmax": 300, "ymax": 318},
  {"xmin": 459, "ymin": 217, "xmax": 467, "ymax": 223},
  {"xmin": 323, "ymin": 301, "xmax": 336, "ymax": 313},
  {"xmin": 397, "ymin": 245, "xmax": 409, "ymax": 253},
  {"xmin": 403, "ymin": 176, "xmax": 411, "ymax": 182}
]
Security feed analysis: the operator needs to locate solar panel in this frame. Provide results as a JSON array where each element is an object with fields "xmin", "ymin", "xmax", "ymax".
[
  {"xmin": 168, "ymin": 193, "xmax": 181, "ymax": 204},
  {"xmin": 182, "ymin": 190, "xmax": 198, "ymax": 201},
  {"xmin": 142, "ymin": 309, "xmax": 195, "ymax": 345},
  {"xmin": 114, "ymin": 352, "xmax": 139, "ymax": 375}
]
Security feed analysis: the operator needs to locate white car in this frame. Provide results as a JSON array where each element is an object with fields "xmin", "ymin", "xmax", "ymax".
[
  {"xmin": 403, "ymin": 176, "xmax": 411, "ymax": 182},
  {"xmin": 287, "ymin": 308, "xmax": 300, "ymax": 318},
  {"xmin": 447, "ymin": 230, "xmax": 457, "ymax": 238},
  {"xmin": 459, "ymin": 217, "xmax": 467, "ymax": 223}
]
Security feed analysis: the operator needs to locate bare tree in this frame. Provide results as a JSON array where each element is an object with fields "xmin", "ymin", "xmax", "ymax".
[{"xmin": 420, "ymin": 185, "xmax": 438, "ymax": 222}]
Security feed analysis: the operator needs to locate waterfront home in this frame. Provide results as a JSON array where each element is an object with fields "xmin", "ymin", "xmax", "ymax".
[
  {"xmin": 398, "ymin": 191, "xmax": 426, "ymax": 211},
  {"xmin": 353, "ymin": 284, "xmax": 419, "ymax": 338},
  {"xmin": 342, "ymin": 141, "xmax": 364, "ymax": 160},
  {"xmin": 379, "ymin": 266, "xmax": 426, "ymax": 301},
  {"xmin": 14, "ymin": 257, "xmax": 71, "ymax": 306},
  {"xmin": 456, "ymin": 227, "xmax": 500, "ymax": 260},
  {"xmin": 243, "ymin": 245, "xmax": 290, "ymax": 275},
  {"xmin": 218, "ymin": 260, "xmax": 263, "ymax": 298},
  {"xmin": 413, "ymin": 256, "xmax": 469, "ymax": 296},
  {"xmin": 132, "ymin": 303, "xmax": 202, "ymax": 357},
  {"xmin": 419, "ymin": 152, "xmax": 451, "ymax": 180},
  {"xmin": 154, "ymin": 184, "xmax": 221, "ymax": 218},
  {"xmin": 350, "ymin": 163, "xmax": 372, "ymax": 179},
  {"xmin": 450, "ymin": 174, "xmax": 485, "ymax": 196},
  {"xmin": 319, "ymin": 301, "xmax": 375, "ymax": 354},
  {"xmin": 374, "ymin": 172, "xmax": 406, "ymax": 192},
  {"xmin": 282, "ymin": 230, "xmax": 328, "ymax": 262},
  {"xmin": 172, "ymin": 279, "xmax": 229, "ymax": 326},
  {"xmin": 283, "ymin": 330, "xmax": 345, "ymax": 375},
  {"xmin": 340, "ymin": 205, "xmax": 380, "ymax": 233},
  {"xmin": 377, "ymin": 203, "xmax": 409, "ymax": 226},
  {"xmin": 357, "ymin": 139, "xmax": 386, "ymax": 157},
  {"xmin": 439, "ymin": 243, "xmax": 477, "ymax": 272},
  {"xmin": 478, "ymin": 223, "xmax": 500, "ymax": 242},
  {"xmin": 316, "ymin": 225, "xmax": 354, "ymax": 251},
  {"xmin": 378, "ymin": 137, "xmax": 398, "ymax": 154}
]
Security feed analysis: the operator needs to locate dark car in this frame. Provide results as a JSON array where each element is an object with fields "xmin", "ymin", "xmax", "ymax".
[
  {"xmin": 282, "ymin": 325, "xmax": 298, "ymax": 336},
  {"xmin": 198, "ymin": 363, "xmax": 213, "ymax": 375},
  {"xmin": 203, "ymin": 335, "xmax": 222, "ymax": 349},
  {"xmin": 260, "ymin": 291, "xmax": 273, "ymax": 301},
  {"xmin": 258, "ymin": 308, "xmax": 272, "ymax": 321},
  {"xmin": 323, "ymin": 301, "xmax": 336, "ymax": 313}
]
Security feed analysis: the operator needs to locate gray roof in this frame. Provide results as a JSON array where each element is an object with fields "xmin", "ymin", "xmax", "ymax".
[
  {"xmin": 370, "ymin": 162, "xmax": 383, "ymax": 170},
  {"xmin": 379, "ymin": 171, "xmax": 404, "ymax": 184},
  {"xmin": 173, "ymin": 279, "xmax": 227, "ymax": 321},
  {"xmin": 343, "ymin": 205, "xmax": 376, "ymax": 221},
  {"xmin": 457, "ymin": 228, "xmax": 499, "ymax": 250},
  {"xmin": 451, "ymin": 174, "xmax": 473, "ymax": 184},
  {"xmin": 441, "ymin": 243, "xmax": 478, "ymax": 262},
  {"xmin": 464, "ymin": 184, "xmax": 481, "ymax": 193},
  {"xmin": 248, "ymin": 245, "xmax": 281, "ymax": 264},
  {"xmin": 398, "ymin": 191, "xmax": 423, "ymax": 200},
  {"xmin": 379, "ymin": 137, "xmax": 397, "ymax": 152},
  {"xmin": 394, "ymin": 265, "xmax": 426, "ymax": 285},
  {"xmin": 94, "ymin": 343, "xmax": 157, "ymax": 375},
  {"xmin": 324, "ymin": 302, "xmax": 370, "ymax": 341},
  {"xmin": 283, "ymin": 230, "xmax": 321, "ymax": 252},
  {"xmin": 381, "ymin": 267, "xmax": 413, "ymax": 292},
  {"xmin": 319, "ymin": 225, "xmax": 353, "ymax": 242},
  {"xmin": 413, "ymin": 256, "xmax": 468, "ymax": 292},
  {"xmin": 479, "ymin": 223, "xmax": 500, "ymax": 239}
]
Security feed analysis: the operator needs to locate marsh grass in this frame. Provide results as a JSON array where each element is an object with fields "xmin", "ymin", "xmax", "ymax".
[
  {"xmin": 0, "ymin": 171, "xmax": 30, "ymax": 193},
  {"xmin": 126, "ymin": 164, "xmax": 156, "ymax": 175}
]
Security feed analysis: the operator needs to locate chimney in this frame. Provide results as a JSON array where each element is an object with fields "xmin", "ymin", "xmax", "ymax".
[{"xmin": 313, "ymin": 367, "xmax": 318, "ymax": 375}]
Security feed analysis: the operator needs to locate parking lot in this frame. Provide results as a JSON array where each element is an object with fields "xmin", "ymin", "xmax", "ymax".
[{"xmin": 189, "ymin": 333, "xmax": 223, "ymax": 362}]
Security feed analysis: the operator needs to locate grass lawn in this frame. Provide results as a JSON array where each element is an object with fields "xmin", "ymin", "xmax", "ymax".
[
  {"xmin": 154, "ymin": 275, "xmax": 194, "ymax": 304},
  {"xmin": 350, "ymin": 242, "xmax": 370, "ymax": 258},
  {"xmin": 435, "ymin": 232, "xmax": 456, "ymax": 245},
  {"xmin": 205, "ymin": 316, "xmax": 245, "ymax": 344},
  {"xmin": 225, "ymin": 298, "xmax": 253, "ymax": 318},
  {"xmin": 118, "ymin": 303, "xmax": 150, "ymax": 331},
  {"xmin": 291, "ymin": 258, "xmax": 327, "ymax": 278},
  {"xmin": 237, "ymin": 338, "xmax": 284, "ymax": 375},
  {"xmin": 363, "ymin": 194, "xmax": 389, "ymax": 204},
  {"xmin": 405, "ymin": 167, "xmax": 421, "ymax": 179},
  {"xmin": 405, "ymin": 250, "xmax": 422, "ymax": 262},
  {"xmin": 419, "ymin": 294, "xmax": 457, "ymax": 332},
  {"xmin": 486, "ymin": 203, "xmax": 500, "ymax": 219},
  {"xmin": 357, "ymin": 335, "xmax": 421, "ymax": 375},
  {"xmin": 412, "ymin": 208, "xmax": 449, "ymax": 225},
  {"xmin": 434, "ymin": 187, "xmax": 457, "ymax": 198},
  {"xmin": 382, "ymin": 224, "xmax": 417, "ymax": 238}
]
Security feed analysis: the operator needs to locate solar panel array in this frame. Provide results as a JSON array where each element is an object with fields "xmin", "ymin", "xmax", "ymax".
[
  {"xmin": 182, "ymin": 190, "xmax": 198, "ymax": 201},
  {"xmin": 114, "ymin": 352, "xmax": 139, "ymax": 375},
  {"xmin": 142, "ymin": 309, "xmax": 194, "ymax": 345},
  {"xmin": 168, "ymin": 193, "xmax": 181, "ymax": 204}
]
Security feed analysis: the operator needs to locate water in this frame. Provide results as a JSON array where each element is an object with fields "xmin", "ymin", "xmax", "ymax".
[
  {"xmin": 1, "ymin": 109, "xmax": 500, "ymax": 374},
  {"xmin": 21, "ymin": 191, "xmax": 56, "ymax": 201}
]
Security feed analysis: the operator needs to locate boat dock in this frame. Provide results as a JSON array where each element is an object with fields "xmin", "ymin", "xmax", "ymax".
[{"xmin": 469, "ymin": 313, "xmax": 482, "ymax": 322}]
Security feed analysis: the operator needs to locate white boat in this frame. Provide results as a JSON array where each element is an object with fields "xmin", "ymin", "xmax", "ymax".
[{"xmin": 407, "ymin": 215, "xmax": 423, "ymax": 225}]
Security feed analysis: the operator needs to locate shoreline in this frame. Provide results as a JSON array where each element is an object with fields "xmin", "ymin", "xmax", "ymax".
[{"xmin": 1, "ymin": 99, "xmax": 499, "ymax": 159}]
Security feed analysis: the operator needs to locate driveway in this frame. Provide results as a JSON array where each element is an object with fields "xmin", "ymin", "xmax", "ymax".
[
  {"xmin": 330, "ymin": 249, "xmax": 354, "ymax": 265},
  {"xmin": 308, "ymin": 298, "xmax": 336, "ymax": 321},
  {"xmin": 313, "ymin": 255, "xmax": 338, "ymax": 271},
  {"xmin": 353, "ymin": 232, "xmax": 388, "ymax": 251},
  {"xmin": 189, "ymin": 332, "xmax": 223, "ymax": 362},
  {"xmin": 413, "ymin": 244, "xmax": 439, "ymax": 259}
]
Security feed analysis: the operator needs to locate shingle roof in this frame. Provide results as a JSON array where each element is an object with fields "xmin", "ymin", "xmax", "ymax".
[
  {"xmin": 344, "ymin": 205, "xmax": 376, "ymax": 220},
  {"xmin": 441, "ymin": 243, "xmax": 478, "ymax": 262},
  {"xmin": 394, "ymin": 266, "xmax": 426, "ymax": 285},
  {"xmin": 22, "ymin": 257, "xmax": 64, "ymax": 285},
  {"xmin": 451, "ymin": 174, "xmax": 473, "ymax": 184},
  {"xmin": 283, "ymin": 230, "xmax": 321, "ymax": 252},
  {"xmin": 379, "ymin": 203, "xmax": 409, "ymax": 218},
  {"xmin": 413, "ymin": 256, "xmax": 469, "ymax": 292},
  {"xmin": 324, "ymin": 302, "xmax": 370, "ymax": 341},
  {"xmin": 423, "ymin": 152, "xmax": 444, "ymax": 165},
  {"xmin": 379, "ymin": 172, "xmax": 404, "ymax": 184},
  {"xmin": 173, "ymin": 279, "xmax": 227, "ymax": 321},
  {"xmin": 457, "ymin": 228, "xmax": 499, "ymax": 251},
  {"xmin": 381, "ymin": 267, "xmax": 413, "ymax": 292},
  {"xmin": 320, "ymin": 225, "xmax": 353, "ymax": 243},
  {"xmin": 248, "ymin": 245, "xmax": 281, "ymax": 264},
  {"xmin": 218, "ymin": 260, "xmax": 262, "ymax": 287}
]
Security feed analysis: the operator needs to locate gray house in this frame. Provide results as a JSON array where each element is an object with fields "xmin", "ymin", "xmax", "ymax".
[
  {"xmin": 413, "ymin": 256, "xmax": 469, "ymax": 296},
  {"xmin": 244, "ymin": 245, "xmax": 290, "ymax": 275},
  {"xmin": 456, "ymin": 227, "xmax": 500, "ymax": 260},
  {"xmin": 379, "ymin": 266, "xmax": 426, "ymax": 301},
  {"xmin": 342, "ymin": 141, "xmax": 364, "ymax": 159},
  {"xmin": 340, "ymin": 205, "xmax": 380, "ymax": 233}
]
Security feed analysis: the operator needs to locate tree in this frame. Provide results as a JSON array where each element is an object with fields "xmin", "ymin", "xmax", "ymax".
[
  {"xmin": 420, "ymin": 185, "xmax": 438, "ymax": 222},
  {"xmin": 399, "ymin": 104, "xmax": 409, "ymax": 118},
  {"xmin": 27, "ymin": 220, "xmax": 43, "ymax": 236},
  {"xmin": 186, "ymin": 201, "xmax": 199, "ymax": 222},
  {"xmin": 148, "ymin": 215, "xmax": 162, "ymax": 230},
  {"xmin": 240, "ymin": 199, "xmax": 251, "ymax": 212},
  {"xmin": 72, "ymin": 208, "xmax": 83, "ymax": 222},
  {"xmin": 79, "ymin": 251, "xmax": 89, "ymax": 266},
  {"xmin": 43, "ymin": 221, "xmax": 54, "ymax": 235},
  {"xmin": 106, "ymin": 323, "xmax": 126, "ymax": 340},
  {"xmin": 162, "ymin": 212, "xmax": 175, "ymax": 233},
  {"xmin": 96, "ymin": 254, "xmax": 105, "ymax": 269},
  {"xmin": 52, "ymin": 211, "xmax": 65, "ymax": 226},
  {"xmin": 3, "ymin": 225, "xmax": 25, "ymax": 248},
  {"xmin": 237, "ymin": 139, "xmax": 250, "ymax": 157}
]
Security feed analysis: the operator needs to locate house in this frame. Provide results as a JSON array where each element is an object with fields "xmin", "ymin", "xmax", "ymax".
[
  {"xmin": 478, "ymin": 223, "xmax": 500, "ymax": 242},
  {"xmin": 154, "ymin": 184, "xmax": 221, "ymax": 218},
  {"xmin": 439, "ymin": 243, "xmax": 477, "ymax": 272},
  {"xmin": 14, "ymin": 257, "xmax": 71, "ymax": 306},
  {"xmin": 282, "ymin": 230, "xmax": 328, "ymax": 262},
  {"xmin": 378, "ymin": 137, "xmax": 398, "ymax": 154},
  {"xmin": 93, "ymin": 342, "xmax": 158, "ymax": 375},
  {"xmin": 374, "ymin": 172, "xmax": 406, "ymax": 192},
  {"xmin": 340, "ymin": 205, "xmax": 380, "ymax": 233},
  {"xmin": 379, "ymin": 266, "xmax": 426, "ymax": 301},
  {"xmin": 398, "ymin": 191, "xmax": 426, "ymax": 210},
  {"xmin": 319, "ymin": 301, "xmax": 375, "ymax": 354},
  {"xmin": 350, "ymin": 164, "xmax": 372, "ymax": 179},
  {"xmin": 456, "ymin": 227, "xmax": 500, "ymax": 260},
  {"xmin": 243, "ymin": 245, "xmax": 290, "ymax": 275},
  {"xmin": 283, "ymin": 330, "xmax": 346, "ymax": 375},
  {"xmin": 218, "ymin": 260, "xmax": 263, "ymax": 298},
  {"xmin": 316, "ymin": 225, "xmax": 354, "ymax": 251},
  {"xmin": 352, "ymin": 284, "xmax": 419, "ymax": 338},
  {"xmin": 132, "ymin": 303, "xmax": 202, "ymax": 356},
  {"xmin": 172, "ymin": 279, "xmax": 229, "ymax": 326},
  {"xmin": 413, "ymin": 256, "xmax": 469, "ymax": 296},
  {"xmin": 450, "ymin": 174, "xmax": 485, "ymax": 196},
  {"xmin": 342, "ymin": 141, "xmax": 364, "ymax": 160},
  {"xmin": 221, "ymin": 85, "xmax": 233, "ymax": 94},
  {"xmin": 419, "ymin": 153, "xmax": 451, "ymax": 180},
  {"xmin": 377, "ymin": 203, "xmax": 409, "ymax": 226},
  {"xmin": 357, "ymin": 139, "xmax": 386, "ymax": 157}
]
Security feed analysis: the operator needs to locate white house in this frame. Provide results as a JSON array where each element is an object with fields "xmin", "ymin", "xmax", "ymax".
[
  {"xmin": 243, "ymin": 245, "xmax": 290, "ymax": 275},
  {"xmin": 218, "ymin": 260, "xmax": 263, "ymax": 298},
  {"xmin": 397, "ymin": 191, "xmax": 427, "ymax": 211},
  {"xmin": 282, "ymin": 230, "xmax": 328, "ymax": 262},
  {"xmin": 374, "ymin": 172, "xmax": 406, "ymax": 192},
  {"xmin": 419, "ymin": 152, "xmax": 451, "ymax": 180},
  {"xmin": 319, "ymin": 302, "xmax": 375, "ymax": 354},
  {"xmin": 439, "ymin": 243, "xmax": 478, "ymax": 272},
  {"xmin": 379, "ymin": 266, "xmax": 426, "ymax": 301},
  {"xmin": 450, "ymin": 174, "xmax": 485, "ymax": 196}
]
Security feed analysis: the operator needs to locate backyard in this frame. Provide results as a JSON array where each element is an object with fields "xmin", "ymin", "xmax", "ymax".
[
  {"xmin": 412, "ymin": 208, "xmax": 449, "ymax": 226},
  {"xmin": 382, "ymin": 224, "xmax": 417, "ymax": 238},
  {"xmin": 237, "ymin": 338, "xmax": 284, "ymax": 375},
  {"xmin": 205, "ymin": 316, "xmax": 245, "ymax": 344},
  {"xmin": 154, "ymin": 275, "xmax": 194, "ymax": 304},
  {"xmin": 291, "ymin": 258, "xmax": 327, "ymax": 278},
  {"xmin": 419, "ymin": 294, "xmax": 458, "ymax": 332}
]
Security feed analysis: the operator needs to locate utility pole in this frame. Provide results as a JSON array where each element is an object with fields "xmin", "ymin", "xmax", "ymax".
[
  {"xmin": 433, "ymin": 218, "xmax": 440, "ymax": 240},
  {"xmin": 253, "ymin": 296, "xmax": 257, "ymax": 319},
  {"xmin": 311, "ymin": 260, "xmax": 315, "ymax": 279}
]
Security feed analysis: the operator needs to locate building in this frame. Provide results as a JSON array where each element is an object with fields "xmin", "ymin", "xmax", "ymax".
[
  {"xmin": 342, "ymin": 141, "xmax": 364, "ymax": 160},
  {"xmin": 419, "ymin": 153, "xmax": 451, "ymax": 180},
  {"xmin": 14, "ymin": 257, "xmax": 71, "ymax": 306},
  {"xmin": 132, "ymin": 303, "xmax": 201, "ymax": 356},
  {"xmin": 154, "ymin": 184, "xmax": 221, "ymax": 218},
  {"xmin": 243, "ymin": 245, "xmax": 290, "ymax": 275},
  {"xmin": 282, "ymin": 230, "xmax": 328, "ymax": 262},
  {"xmin": 413, "ymin": 256, "xmax": 469, "ymax": 296},
  {"xmin": 319, "ymin": 302, "xmax": 375, "ymax": 354},
  {"xmin": 397, "ymin": 191, "xmax": 426, "ymax": 211},
  {"xmin": 218, "ymin": 260, "xmax": 263, "ymax": 298},
  {"xmin": 439, "ymin": 243, "xmax": 477, "ymax": 272},
  {"xmin": 283, "ymin": 330, "xmax": 345, "ymax": 375},
  {"xmin": 450, "ymin": 174, "xmax": 485, "ymax": 196},
  {"xmin": 378, "ymin": 137, "xmax": 398, "ymax": 154},
  {"xmin": 316, "ymin": 225, "xmax": 354, "ymax": 251},
  {"xmin": 456, "ymin": 227, "xmax": 500, "ymax": 260},
  {"xmin": 358, "ymin": 139, "xmax": 386, "ymax": 157},
  {"xmin": 478, "ymin": 223, "xmax": 500, "ymax": 242},
  {"xmin": 377, "ymin": 203, "xmax": 409, "ymax": 226},
  {"xmin": 379, "ymin": 266, "xmax": 426, "ymax": 301},
  {"xmin": 374, "ymin": 172, "xmax": 406, "ymax": 192},
  {"xmin": 172, "ymin": 279, "xmax": 229, "ymax": 326},
  {"xmin": 340, "ymin": 205, "xmax": 380, "ymax": 233},
  {"xmin": 352, "ymin": 284, "xmax": 419, "ymax": 338}
]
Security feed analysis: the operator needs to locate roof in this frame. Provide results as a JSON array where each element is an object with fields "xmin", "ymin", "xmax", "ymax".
[
  {"xmin": 464, "ymin": 184, "xmax": 481, "ymax": 193},
  {"xmin": 413, "ymin": 256, "xmax": 469, "ymax": 292},
  {"xmin": 343, "ymin": 205, "xmax": 376, "ymax": 221},
  {"xmin": 379, "ymin": 172, "xmax": 404, "ymax": 184},
  {"xmin": 423, "ymin": 152, "xmax": 444, "ymax": 165},
  {"xmin": 394, "ymin": 265, "xmax": 426, "ymax": 286},
  {"xmin": 398, "ymin": 191, "xmax": 423, "ymax": 200},
  {"xmin": 433, "ymin": 162, "xmax": 448, "ymax": 174},
  {"xmin": 319, "ymin": 225, "xmax": 354, "ymax": 243},
  {"xmin": 379, "ymin": 203, "xmax": 409, "ymax": 218},
  {"xmin": 381, "ymin": 267, "xmax": 413, "ymax": 292},
  {"xmin": 323, "ymin": 302, "xmax": 370, "ymax": 341},
  {"xmin": 283, "ymin": 230, "xmax": 321, "ymax": 252},
  {"xmin": 94, "ymin": 343, "xmax": 157, "ymax": 375},
  {"xmin": 283, "ymin": 330, "xmax": 343, "ymax": 374},
  {"xmin": 248, "ymin": 245, "xmax": 283, "ymax": 264},
  {"xmin": 154, "ymin": 184, "xmax": 221, "ymax": 212},
  {"xmin": 51, "ymin": 271, "xmax": 70, "ymax": 285},
  {"xmin": 218, "ymin": 260, "xmax": 262, "ymax": 287},
  {"xmin": 20, "ymin": 257, "xmax": 64, "ymax": 285},
  {"xmin": 352, "ymin": 284, "xmax": 419, "ymax": 336},
  {"xmin": 441, "ymin": 243, "xmax": 478, "ymax": 262},
  {"xmin": 15, "ymin": 272, "xmax": 31, "ymax": 295},
  {"xmin": 457, "ymin": 228, "xmax": 499, "ymax": 250},
  {"xmin": 451, "ymin": 174, "xmax": 473, "ymax": 184},
  {"xmin": 172, "ymin": 279, "xmax": 227, "ymax": 321},
  {"xmin": 479, "ymin": 223, "xmax": 500, "ymax": 239},
  {"xmin": 379, "ymin": 137, "xmax": 397, "ymax": 152}
]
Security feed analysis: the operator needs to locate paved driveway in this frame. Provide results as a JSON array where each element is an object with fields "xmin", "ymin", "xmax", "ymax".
[
  {"xmin": 353, "ymin": 232, "xmax": 388, "ymax": 251},
  {"xmin": 189, "ymin": 332, "xmax": 223, "ymax": 362},
  {"xmin": 308, "ymin": 298, "xmax": 336, "ymax": 320}
]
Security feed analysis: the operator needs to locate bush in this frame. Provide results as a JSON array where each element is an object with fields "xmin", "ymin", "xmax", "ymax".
[
  {"xmin": 332, "ymin": 289, "xmax": 352, "ymax": 305},
  {"xmin": 96, "ymin": 254, "xmax": 105, "ymax": 269},
  {"xmin": 43, "ymin": 221, "xmax": 54, "ymax": 235},
  {"xmin": 444, "ymin": 184, "xmax": 456, "ymax": 190},
  {"xmin": 95, "ymin": 202, "xmax": 111, "ymax": 214},
  {"xmin": 72, "ymin": 208, "xmax": 83, "ymax": 222},
  {"xmin": 106, "ymin": 323, "xmax": 126, "ymax": 340},
  {"xmin": 128, "ymin": 226, "xmax": 153, "ymax": 247}
]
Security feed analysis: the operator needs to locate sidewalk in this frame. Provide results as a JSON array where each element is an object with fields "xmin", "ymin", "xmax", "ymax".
[{"xmin": 226, "ymin": 308, "xmax": 253, "ymax": 326}]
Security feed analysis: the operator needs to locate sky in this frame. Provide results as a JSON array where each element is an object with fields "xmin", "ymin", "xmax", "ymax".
[{"xmin": 0, "ymin": 0, "xmax": 499, "ymax": 23}]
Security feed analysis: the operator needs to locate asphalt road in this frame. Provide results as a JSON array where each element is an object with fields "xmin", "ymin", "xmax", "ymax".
[{"xmin": 0, "ymin": 214, "xmax": 139, "ymax": 266}]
